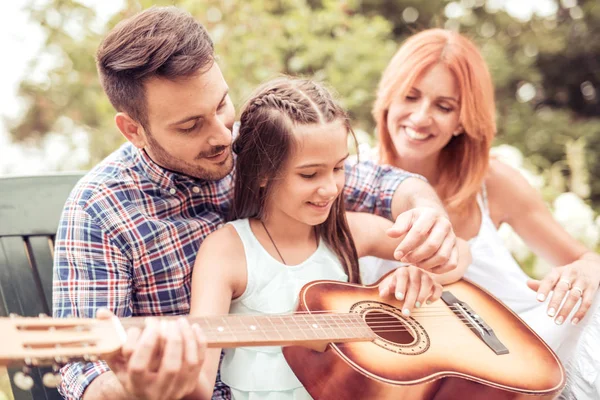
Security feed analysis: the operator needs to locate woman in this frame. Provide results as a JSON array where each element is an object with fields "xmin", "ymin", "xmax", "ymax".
[
  {"xmin": 363, "ymin": 28, "xmax": 600, "ymax": 399},
  {"xmin": 188, "ymin": 77, "xmax": 472, "ymax": 399}
]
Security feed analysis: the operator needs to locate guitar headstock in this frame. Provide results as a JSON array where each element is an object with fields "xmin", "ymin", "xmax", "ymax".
[{"xmin": 0, "ymin": 315, "xmax": 125, "ymax": 368}]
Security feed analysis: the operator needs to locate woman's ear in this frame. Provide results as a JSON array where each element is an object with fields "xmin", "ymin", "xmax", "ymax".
[{"xmin": 452, "ymin": 125, "xmax": 464, "ymax": 137}]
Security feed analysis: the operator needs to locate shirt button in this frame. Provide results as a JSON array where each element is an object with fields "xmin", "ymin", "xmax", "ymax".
[
  {"xmin": 192, "ymin": 186, "xmax": 200, "ymax": 194},
  {"xmin": 169, "ymin": 188, "xmax": 177, "ymax": 195},
  {"xmin": 217, "ymin": 223, "xmax": 224, "ymax": 229}
]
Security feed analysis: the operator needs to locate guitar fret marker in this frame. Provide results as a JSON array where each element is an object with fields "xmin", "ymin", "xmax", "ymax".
[
  {"xmin": 312, "ymin": 324, "xmax": 319, "ymax": 329},
  {"xmin": 217, "ymin": 326, "xmax": 224, "ymax": 332},
  {"xmin": 250, "ymin": 325, "xmax": 256, "ymax": 330}
]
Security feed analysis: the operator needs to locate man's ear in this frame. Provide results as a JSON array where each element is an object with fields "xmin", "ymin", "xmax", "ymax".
[{"xmin": 115, "ymin": 112, "xmax": 147, "ymax": 149}]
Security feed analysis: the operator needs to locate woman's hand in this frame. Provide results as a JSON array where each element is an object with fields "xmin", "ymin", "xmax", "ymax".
[
  {"xmin": 527, "ymin": 253, "xmax": 600, "ymax": 325},
  {"xmin": 377, "ymin": 265, "xmax": 443, "ymax": 317}
]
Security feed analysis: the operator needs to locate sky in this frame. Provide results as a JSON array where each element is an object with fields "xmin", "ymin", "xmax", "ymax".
[{"xmin": 0, "ymin": 0, "xmax": 559, "ymax": 175}]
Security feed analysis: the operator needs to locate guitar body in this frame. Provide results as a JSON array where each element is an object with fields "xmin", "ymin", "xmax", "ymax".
[{"xmin": 283, "ymin": 279, "xmax": 565, "ymax": 400}]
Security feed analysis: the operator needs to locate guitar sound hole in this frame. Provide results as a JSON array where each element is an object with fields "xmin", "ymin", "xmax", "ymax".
[{"xmin": 364, "ymin": 310, "xmax": 415, "ymax": 345}]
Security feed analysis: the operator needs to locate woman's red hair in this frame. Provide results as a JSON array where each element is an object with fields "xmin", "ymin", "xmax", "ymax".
[{"xmin": 373, "ymin": 29, "xmax": 496, "ymax": 214}]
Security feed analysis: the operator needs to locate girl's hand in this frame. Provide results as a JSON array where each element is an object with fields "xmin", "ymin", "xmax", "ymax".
[
  {"xmin": 378, "ymin": 265, "xmax": 443, "ymax": 317},
  {"xmin": 527, "ymin": 254, "xmax": 600, "ymax": 325}
]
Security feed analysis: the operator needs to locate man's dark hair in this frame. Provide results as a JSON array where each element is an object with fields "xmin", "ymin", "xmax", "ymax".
[{"xmin": 96, "ymin": 6, "xmax": 214, "ymax": 128}]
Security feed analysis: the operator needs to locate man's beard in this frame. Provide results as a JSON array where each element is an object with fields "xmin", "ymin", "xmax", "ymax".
[{"xmin": 144, "ymin": 131, "xmax": 234, "ymax": 181}]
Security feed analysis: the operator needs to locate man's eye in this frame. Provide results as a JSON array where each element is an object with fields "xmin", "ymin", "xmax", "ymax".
[{"xmin": 179, "ymin": 122, "xmax": 199, "ymax": 133}]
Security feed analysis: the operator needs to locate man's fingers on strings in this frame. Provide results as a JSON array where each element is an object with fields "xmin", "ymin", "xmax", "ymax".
[
  {"xmin": 158, "ymin": 321, "xmax": 184, "ymax": 392},
  {"xmin": 178, "ymin": 318, "xmax": 199, "ymax": 366},
  {"xmin": 122, "ymin": 326, "xmax": 143, "ymax": 359},
  {"xmin": 173, "ymin": 318, "xmax": 200, "ymax": 397},
  {"xmin": 128, "ymin": 318, "xmax": 161, "ymax": 388},
  {"xmin": 192, "ymin": 323, "xmax": 207, "ymax": 365}
]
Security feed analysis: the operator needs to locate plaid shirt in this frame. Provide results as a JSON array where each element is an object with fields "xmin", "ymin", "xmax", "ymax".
[{"xmin": 52, "ymin": 141, "xmax": 417, "ymax": 399}]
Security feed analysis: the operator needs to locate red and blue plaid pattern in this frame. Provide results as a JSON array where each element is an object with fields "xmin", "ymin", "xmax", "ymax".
[{"xmin": 52, "ymin": 142, "xmax": 416, "ymax": 399}]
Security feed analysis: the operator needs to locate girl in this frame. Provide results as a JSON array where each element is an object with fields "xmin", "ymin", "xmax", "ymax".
[
  {"xmin": 188, "ymin": 77, "xmax": 466, "ymax": 399},
  {"xmin": 364, "ymin": 28, "xmax": 600, "ymax": 399}
]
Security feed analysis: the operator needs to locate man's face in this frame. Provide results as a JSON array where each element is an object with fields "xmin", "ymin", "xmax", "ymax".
[{"xmin": 142, "ymin": 62, "xmax": 235, "ymax": 180}]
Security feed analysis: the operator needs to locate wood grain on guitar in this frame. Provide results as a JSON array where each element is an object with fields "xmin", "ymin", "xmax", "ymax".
[{"xmin": 0, "ymin": 279, "xmax": 565, "ymax": 399}]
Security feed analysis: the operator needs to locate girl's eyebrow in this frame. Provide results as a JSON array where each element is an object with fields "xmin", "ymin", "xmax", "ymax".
[{"xmin": 296, "ymin": 153, "xmax": 350, "ymax": 169}]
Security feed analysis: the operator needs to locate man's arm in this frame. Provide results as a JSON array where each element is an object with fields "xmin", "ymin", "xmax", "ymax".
[
  {"xmin": 53, "ymin": 199, "xmax": 133, "ymax": 400},
  {"xmin": 344, "ymin": 161, "xmax": 457, "ymax": 273},
  {"xmin": 343, "ymin": 160, "xmax": 426, "ymax": 220}
]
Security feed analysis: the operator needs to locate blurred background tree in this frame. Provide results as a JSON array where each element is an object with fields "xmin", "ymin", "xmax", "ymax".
[{"xmin": 8, "ymin": 0, "xmax": 600, "ymax": 209}]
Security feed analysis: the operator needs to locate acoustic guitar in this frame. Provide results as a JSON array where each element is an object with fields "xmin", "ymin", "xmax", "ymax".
[{"xmin": 1, "ymin": 278, "xmax": 565, "ymax": 399}]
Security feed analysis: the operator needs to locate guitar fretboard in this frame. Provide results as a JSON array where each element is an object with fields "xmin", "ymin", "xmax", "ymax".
[{"xmin": 121, "ymin": 313, "xmax": 374, "ymax": 347}]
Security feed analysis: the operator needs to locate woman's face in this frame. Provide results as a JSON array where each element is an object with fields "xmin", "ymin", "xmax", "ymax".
[
  {"xmin": 265, "ymin": 120, "xmax": 348, "ymax": 228},
  {"xmin": 386, "ymin": 63, "xmax": 462, "ymax": 163}
]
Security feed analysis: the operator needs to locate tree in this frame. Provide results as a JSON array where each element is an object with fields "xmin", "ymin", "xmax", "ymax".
[{"xmin": 9, "ymin": 0, "xmax": 600, "ymax": 209}]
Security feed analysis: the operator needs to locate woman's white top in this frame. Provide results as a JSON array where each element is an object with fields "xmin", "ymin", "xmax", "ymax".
[
  {"xmin": 220, "ymin": 219, "xmax": 348, "ymax": 400},
  {"xmin": 359, "ymin": 191, "xmax": 600, "ymax": 399}
]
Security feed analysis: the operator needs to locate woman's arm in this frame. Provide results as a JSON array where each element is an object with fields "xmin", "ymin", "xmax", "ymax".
[
  {"xmin": 487, "ymin": 159, "xmax": 600, "ymax": 324},
  {"xmin": 347, "ymin": 212, "xmax": 471, "ymax": 283},
  {"xmin": 186, "ymin": 226, "xmax": 248, "ymax": 400}
]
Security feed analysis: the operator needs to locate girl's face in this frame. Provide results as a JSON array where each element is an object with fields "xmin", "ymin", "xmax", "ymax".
[
  {"xmin": 265, "ymin": 120, "xmax": 348, "ymax": 228},
  {"xmin": 386, "ymin": 63, "xmax": 462, "ymax": 163}
]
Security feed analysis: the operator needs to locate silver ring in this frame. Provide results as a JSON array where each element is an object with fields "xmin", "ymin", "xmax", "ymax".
[
  {"xmin": 558, "ymin": 278, "xmax": 572, "ymax": 290},
  {"xmin": 572, "ymin": 286, "xmax": 584, "ymax": 297}
]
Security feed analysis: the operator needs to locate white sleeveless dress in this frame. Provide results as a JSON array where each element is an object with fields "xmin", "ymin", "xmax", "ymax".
[
  {"xmin": 220, "ymin": 219, "xmax": 349, "ymax": 400},
  {"xmin": 359, "ymin": 193, "xmax": 600, "ymax": 400}
]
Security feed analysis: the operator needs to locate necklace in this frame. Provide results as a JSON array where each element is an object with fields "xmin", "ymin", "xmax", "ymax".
[{"xmin": 260, "ymin": 220, "xmax": 287, "ymax": 265}]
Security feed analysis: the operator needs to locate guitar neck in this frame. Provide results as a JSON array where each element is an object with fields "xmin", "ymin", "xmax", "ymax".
[
  {"xmin": 121, "ymin": 313, "xmax": 375, "ymax": 348},
  {"xmin": 1, "ymin": 312, "xmax": 375, "ymax": 366}
]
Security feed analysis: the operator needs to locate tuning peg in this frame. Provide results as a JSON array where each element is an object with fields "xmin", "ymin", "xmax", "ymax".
[
  {"xmin": 13, "ymin": 370, "xmax": 34, "ymax": 391},
  {"xmin": 9, "ymin": 313, "xmax": 20, "ymax": 318},
  {"xmin": 38, "ymin": 313, "xmax": 48, "ymax": 318},
  {"xmin": 42, "ymin": 372, "xmax": 61, "ymax": 388}
]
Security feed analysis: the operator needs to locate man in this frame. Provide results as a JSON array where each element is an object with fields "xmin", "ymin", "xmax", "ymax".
[{"xmin": 53, "ymin": 6, "xmax": 458, "ymax": 400}]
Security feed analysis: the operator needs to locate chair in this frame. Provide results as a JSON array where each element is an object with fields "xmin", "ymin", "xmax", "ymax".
[{"xmin": 0, "ymin": 173, "xmax": 84, "ymax": 400}]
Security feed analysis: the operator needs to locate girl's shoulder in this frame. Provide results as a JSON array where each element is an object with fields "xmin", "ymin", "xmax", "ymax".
[{"xmin": 201, "ymin": 223, "xmax": 245, "ymax": 260}]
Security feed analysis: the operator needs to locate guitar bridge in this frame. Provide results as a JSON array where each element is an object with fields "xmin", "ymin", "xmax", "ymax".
[{"xmin": 441, "ymin": 291, "xmax": 509, "ymax": 355}]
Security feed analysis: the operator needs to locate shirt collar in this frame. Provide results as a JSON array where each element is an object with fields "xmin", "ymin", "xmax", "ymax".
[{"xmin": 132, "ymin": 145, "xmax": 196, "ymax": 190}]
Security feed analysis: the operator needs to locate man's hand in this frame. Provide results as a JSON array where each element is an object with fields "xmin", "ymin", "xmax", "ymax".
[
  {"xmin": 97, "ymin": 309, "xmax": 206, "ymax": 400},
  {"xmin": 387, "ymin": 207, "xmax": 457, "ymax": 274}
]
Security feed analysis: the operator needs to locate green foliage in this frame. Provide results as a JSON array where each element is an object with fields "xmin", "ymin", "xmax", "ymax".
[{"xmin": 8, "ymin": 0, "xmax": 600, "ymax": 211}]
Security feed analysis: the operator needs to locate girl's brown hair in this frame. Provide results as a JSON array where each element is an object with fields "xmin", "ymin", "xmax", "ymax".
[
  {"xmin": 373, "ymin": 29, "xmax": 496, "ymax": 214},
  {"xmin": 231, "ymin": 77, "xmax": 361, "ymax": 283}
]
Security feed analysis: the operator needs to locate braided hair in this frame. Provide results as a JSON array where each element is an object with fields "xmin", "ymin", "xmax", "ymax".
[{"xmin": 230, "ymin": 77, "xmax": 361, "ymax": 284}]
